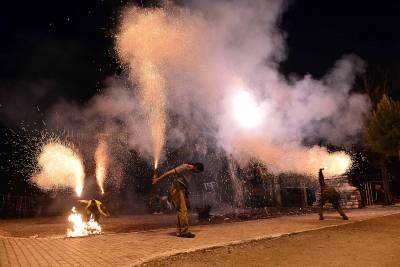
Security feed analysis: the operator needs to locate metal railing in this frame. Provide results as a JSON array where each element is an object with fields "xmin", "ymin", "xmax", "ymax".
[{"xmin": 362, "ymin": 181, "xmax": 386, "ymax": 205}]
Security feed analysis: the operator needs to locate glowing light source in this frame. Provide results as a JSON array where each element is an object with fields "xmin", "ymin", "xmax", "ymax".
[
  {"xmin": 154, "ymin": 160, "xmax": 158, "ymax": 170},
  {"xmin": 67, "ymin": 207, "xmax": 102, "ymax": 237},
  {"xmin": 233, "ymin": 90, "xmax": 265, "ymax": 129},
  {"xmin": 321, "ymin": 151, "xmax": 351, "ymax": 177}
]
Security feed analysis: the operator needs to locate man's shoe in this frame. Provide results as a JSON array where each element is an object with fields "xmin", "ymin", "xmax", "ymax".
[
  {"xmin": 177, "ymin": 232, "xmax": 195, "ymax": 238},
  {"xmin": 319, "ymin": 217, "xmax": 324, "ymax": 220},
  {"xmin": 342, "ymin": 216, "xmax": 349, "ymax": 220}
]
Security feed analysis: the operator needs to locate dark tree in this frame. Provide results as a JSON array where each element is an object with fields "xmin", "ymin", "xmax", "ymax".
[{"xmin": 367, "ymin": 95, "xmax": 400, "ymax": 204}]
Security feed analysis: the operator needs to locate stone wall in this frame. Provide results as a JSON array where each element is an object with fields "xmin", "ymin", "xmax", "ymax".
[{"xmin": 314, "ymin": 175, "xmax": 362, "ymax": 209}]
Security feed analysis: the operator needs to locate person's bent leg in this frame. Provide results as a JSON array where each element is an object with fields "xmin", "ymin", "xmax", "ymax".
[
  {"xmin": 176, "ymin": 211, "xmax": 182, "ymax": 233},
  {"xmin": 94, "ymin": 212, "xmax": 100, "ymax": 222},
  {"xmin": 177, "ymin": 190, "xmax": 189, "ymax": 234},
  {"xmin": 174, "ymin": 197, "xmax": 182, "ymax": 234},
  {"xmin": 176, "ymin": 190, "xmax": 194, "ymax": 237},
  {"xmin": 84, "ymin": 210, "xmax": 91, "ymax": 222},
  {"xmin": 319, "ymin": 201, "xmax": 325, "ymax": 220},
  {"xmin": 175, "ymin": 210, "xmax": 186, "ymax": 234},
  {"xmin": 334, "ymin": 203, "xmax": 348, "ymax": 220}
]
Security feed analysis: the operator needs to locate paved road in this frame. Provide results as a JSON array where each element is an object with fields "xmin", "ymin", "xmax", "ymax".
[
  {"xmin": 1, "ymin": 207, "xmax": 399, "ymax": 266},
  {"xmin": 147, "ymin": 212, "xmax": 400, "ymax": 267}
]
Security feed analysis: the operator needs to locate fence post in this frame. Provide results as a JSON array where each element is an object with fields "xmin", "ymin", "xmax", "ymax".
[{"xmin": 302, "ymin": 184, "xmax": 308, "ymax": 207}]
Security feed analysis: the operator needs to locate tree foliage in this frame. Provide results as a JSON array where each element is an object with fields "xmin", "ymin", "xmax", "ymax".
[{"xmin": 367, "ymin": 95, "xmax": 400, "ymax": 157}]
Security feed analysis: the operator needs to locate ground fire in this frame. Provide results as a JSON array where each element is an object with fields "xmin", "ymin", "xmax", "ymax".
[{"xmin": 67, "ymin": 206, "xmax": 102, "ymax": 237}]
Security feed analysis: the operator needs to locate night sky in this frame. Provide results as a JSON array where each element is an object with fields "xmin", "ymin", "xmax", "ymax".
[
  {"xmin": 281, "ymin": 0, "xmax": 400, "ymax": 81},
  {"xmin": 1, "ymin": 0, "xmax": 399, "ymax": 115},
  {"xmin": 0, "ymin": 0, "xmax": 399, "ymax": 193}
]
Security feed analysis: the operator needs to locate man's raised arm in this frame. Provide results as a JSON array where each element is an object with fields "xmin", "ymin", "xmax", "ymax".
[{"xmin": 152, "ymin": 168, "xmax": 176, "ymax": 184}]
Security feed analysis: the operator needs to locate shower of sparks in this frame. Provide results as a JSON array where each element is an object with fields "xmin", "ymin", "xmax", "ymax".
[
  {"xmin": 95, "ymin": 139, "xmax": 108, "ymax": 194},
  {"xmin": 32, "ymin": 141, "xmax": 85, "ymax": 196},
  {"xmin": 116, "ymin": 7, "xmax": 198, "ymax": 169},
  {"xmin": 139, "ymin": 60, "xmax": 166, "ymax": 171},
  {"xmin": 321, "ymin": 151, "xmax": 352, "ymax": 177}
]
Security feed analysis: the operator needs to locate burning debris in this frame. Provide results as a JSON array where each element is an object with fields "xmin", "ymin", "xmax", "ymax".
[
  {"xmin": 67, "ymin": 206, "xmax": 102, "ymax": 237},
  {"xmin": 67, "ymin": 200, "xmax": 109, "ymax": 238}
]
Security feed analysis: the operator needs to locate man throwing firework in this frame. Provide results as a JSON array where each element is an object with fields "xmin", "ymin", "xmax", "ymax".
[
  {"xmin": 152, "ymin": 163, "xmax": 204, "ymax": 238},
  {"xmin": 78, "ymin": 199, "xmax": 110, "ymax": 222},
  {"xmin": 318, "ymin": 168, "xmax": 349, "ymax": 220}
]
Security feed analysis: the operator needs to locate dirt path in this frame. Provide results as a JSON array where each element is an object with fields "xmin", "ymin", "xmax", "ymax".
[{"xmin": 146, "ymin": 213, "xmax": 400, "ymax": 267}]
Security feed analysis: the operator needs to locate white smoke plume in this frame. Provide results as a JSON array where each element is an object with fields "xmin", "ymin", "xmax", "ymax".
[
  {"xmin": 113, "ymin": 0, "xmax": 370, "ymax": 177},
  {"xmin": 23, "ymin": 0, "xmax": 371, "ymax": 189},
  {"xmin": 43, "ymin": 78, "xmax": 147, "ymax": 192}
]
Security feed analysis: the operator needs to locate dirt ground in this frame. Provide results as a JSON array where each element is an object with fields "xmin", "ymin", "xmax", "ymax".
[{"xmin": 145, "ymin": 213, "xmax": 400, "ymax": 267}]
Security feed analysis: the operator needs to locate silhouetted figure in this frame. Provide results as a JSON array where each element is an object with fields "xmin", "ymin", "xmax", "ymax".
[
  {"xmin": 318, "ymin": 169, "xmax": 348, "ymax": 220},
  {"xmin": 152, "ymin": 163, "xmax": 204, "ymax": 238},
  {"xmin": 79, "ymin": 199, "xmax": 110, "ymax": 222}
]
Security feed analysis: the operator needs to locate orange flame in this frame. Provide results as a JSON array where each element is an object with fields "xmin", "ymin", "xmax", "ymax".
[
  {"xmin": 67, "ymin": 207, "xmax": 102, "ymax": 237},
  {"xmin": 154, "ymin": 160, "xmax": 158, "ymax": 170}
]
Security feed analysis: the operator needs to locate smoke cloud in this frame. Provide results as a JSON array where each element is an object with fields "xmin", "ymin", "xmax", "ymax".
[
  {"xmin": 112, "ymin": 0, "xmax": 370, "ymax": 177},
  {"xmin": 7, "ymin": 0, "xmax": 370, "ymax": 192}
]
